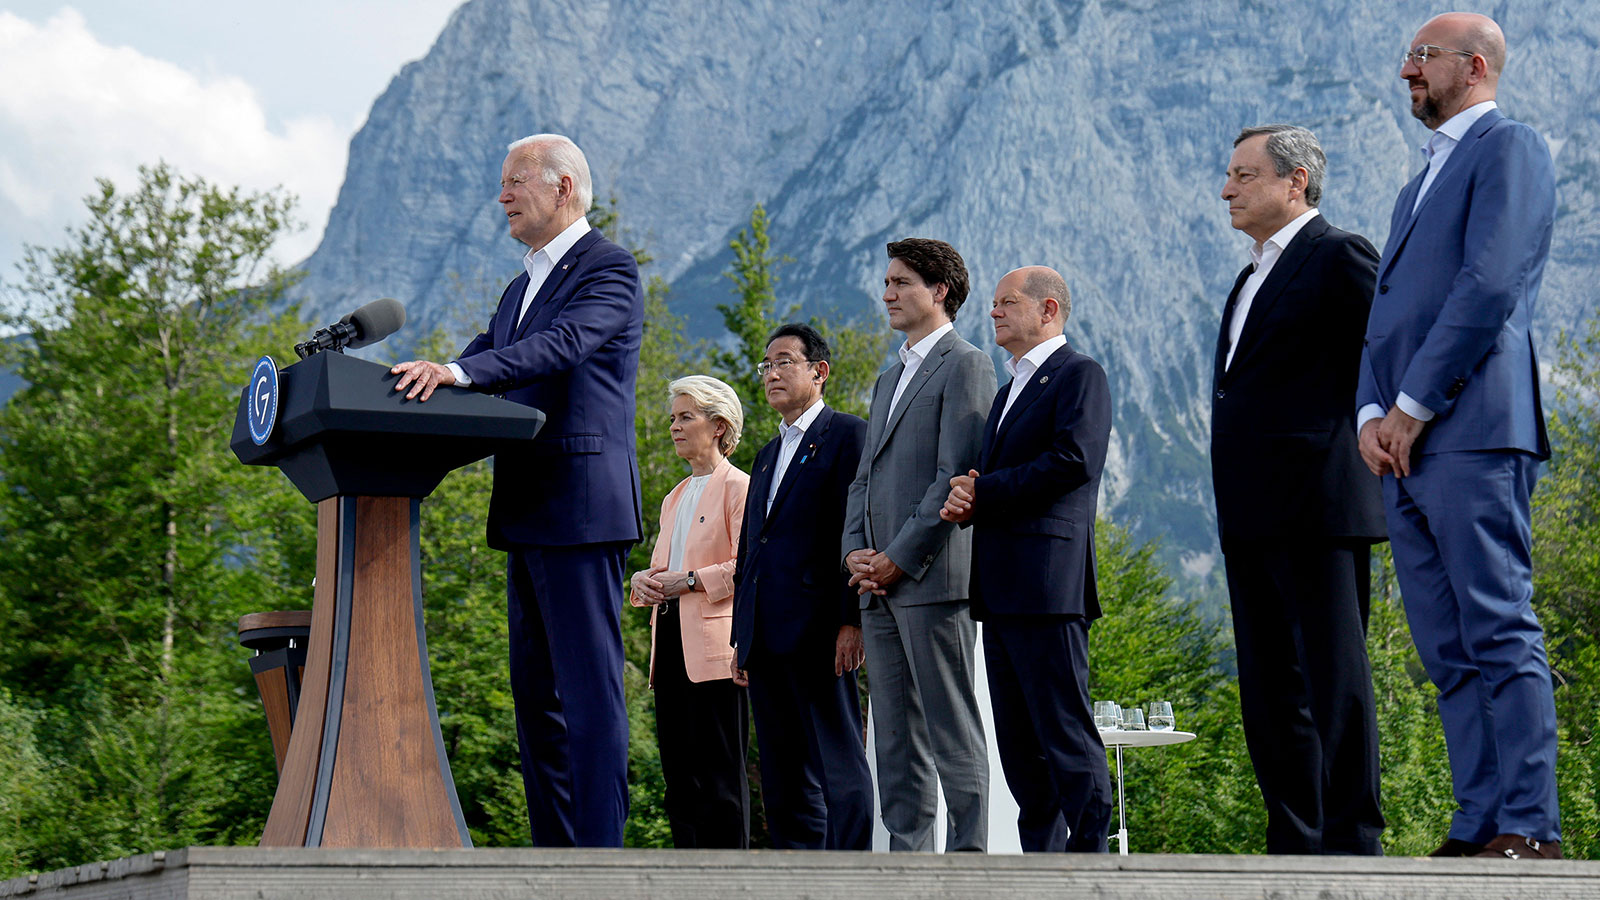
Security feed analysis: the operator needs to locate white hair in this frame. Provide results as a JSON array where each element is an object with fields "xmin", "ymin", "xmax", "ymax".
[
  {"xmin": 506, "ymin": 133, "xmax": 594, "ymax": 212},
  {"xmin": 669, "ymin": 375, "xmax": 744, "ymax": 456}
]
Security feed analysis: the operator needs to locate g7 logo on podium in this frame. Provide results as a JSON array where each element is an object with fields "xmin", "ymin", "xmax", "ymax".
[{"xmin": 247, "ymin": 356, "xmax": 279, "ymax": 446}]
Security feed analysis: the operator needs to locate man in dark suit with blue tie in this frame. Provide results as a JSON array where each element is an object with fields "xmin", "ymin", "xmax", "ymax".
[
  {"xmin": 1214, "ymin": 124, "xmax": 1386, "ymax": 855},
  {"xmin": 391, "ymin": 133, "xmax": 643, "ymax": 847},
  {"xmin": 731, "ymin": 323, "xmax": 874, "ymax": 849},
  {"xmin": 942, "ymin": 267, "xmax": 1113, "ymax": 852},
  {"xmin": 1358, "ymin": 13, "xmax": 1561, "ymax": 859}
]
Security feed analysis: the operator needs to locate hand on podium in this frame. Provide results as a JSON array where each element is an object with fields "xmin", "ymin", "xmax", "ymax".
[{"xmin": 391, "ymin": 360, "xmax": 458, "ymax": 402}]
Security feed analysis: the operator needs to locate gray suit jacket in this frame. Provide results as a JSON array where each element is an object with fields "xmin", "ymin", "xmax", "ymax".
[{"xmin": 842, "ymin": 329, "xmax": 997, "ymax": 607}]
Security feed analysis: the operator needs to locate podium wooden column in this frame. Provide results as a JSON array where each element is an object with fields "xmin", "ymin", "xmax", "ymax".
[{"xmin": 231, "ymin": 351, "xmax": 543, "ymax": 848}]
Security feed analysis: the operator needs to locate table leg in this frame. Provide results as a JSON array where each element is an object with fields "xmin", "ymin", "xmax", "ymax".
[{"xmin": 1114, "ymin": 744, "xmax": 1128, "ymax": 855}]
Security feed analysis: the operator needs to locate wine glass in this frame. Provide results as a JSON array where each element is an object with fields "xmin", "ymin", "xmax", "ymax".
[
  {"xmin": 1148, "ymin": 701, "xmax": 1175, "ymax": 732},
  {"xmin": 1093, "ymin": 700, "xmax": 1121, "ymax": 732}
]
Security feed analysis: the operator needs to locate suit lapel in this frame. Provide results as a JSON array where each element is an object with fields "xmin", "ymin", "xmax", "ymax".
[
  {"xmin": 1380, "ymin": 109, "xmax": 1503, "ymax": 280},
  {"xmin": 1226, "ymin": 218, "xmax": 1325, "ymax": 376},
  {"xmin": 765, "ymin": 406, "xmax": 834, "ymax": 525},
  {"xmin": 495, "ymin": 273, "xmax": 531, "ymax": 348},
  {"xmin": 867, "ymin": 364, "xmax": 902, "ymax": 458},
  {"xmin": 877, "ymin": 331, "xmax": 957, "ymax": 457},
  {"xmin": 749, "ymin": 439, "xmax": 778, "ymax": 535},
  {"xmin": 979, "ymin": 384, "xmax": 1007, "ymax": 469},
  {"xmin": 510, "ymin": 229, "xmax": 602, "ymax": 343},
  {"xmin": 993, "ymin": 343, "xmax": 1073, "ymax": 451},
  {"xmin": 1215, "ymin": 264, "xmax": 1252, "ymax": 390}
]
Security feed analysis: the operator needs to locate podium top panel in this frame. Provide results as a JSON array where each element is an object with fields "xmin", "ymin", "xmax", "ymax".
[{"xmin": 231, "ymin": 352, "xmax": 544, "ymax": 469}]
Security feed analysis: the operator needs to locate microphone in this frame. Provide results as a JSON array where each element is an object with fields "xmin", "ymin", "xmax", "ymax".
[{"xmin": 294, "ymin": 298, "xmax": 407, "ymax": 358}]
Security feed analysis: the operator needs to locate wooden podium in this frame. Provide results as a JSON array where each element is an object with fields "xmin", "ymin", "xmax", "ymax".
[{"xmin": 230, "ymin": 351, "xmax": 543, "ymax": 848}]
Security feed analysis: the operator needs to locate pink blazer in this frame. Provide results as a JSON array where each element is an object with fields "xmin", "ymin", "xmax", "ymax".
[{"xmin": 630, "ymin": 458, "xmax": 749, "ymax": 685}]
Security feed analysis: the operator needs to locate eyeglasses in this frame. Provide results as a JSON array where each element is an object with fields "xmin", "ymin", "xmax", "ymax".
[
  {"xmin": 756, "ymin": 357, "xmax": 818, "ymax": 377},
  {"xmin": 1401, "ymin": 44, "xmax": 1475, "ymax": 68}
]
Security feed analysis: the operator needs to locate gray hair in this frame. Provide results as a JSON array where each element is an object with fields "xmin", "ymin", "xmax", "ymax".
[
  {"xmin": 1234, "ymin": 124, "xmax": 1326, "ymax": 206},
  {"xmin": 1021, "ymin": 269, "xmax": 1072, "ymax": 321},
  {"xmin": 507, "ymin": 133, "xmax": 594, "ymax": 212},
  {"xmin": 669, "ymin": 375, "xmax": 744, "ymax": 456}
]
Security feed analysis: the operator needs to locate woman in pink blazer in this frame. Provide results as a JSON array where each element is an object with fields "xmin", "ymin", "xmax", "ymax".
[{"xmin": 630, "ymin": 375, "xmax": 750, "ymax": 848}]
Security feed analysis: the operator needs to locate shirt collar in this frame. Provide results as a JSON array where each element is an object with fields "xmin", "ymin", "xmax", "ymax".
[
  {"xmin": 522, "ymin": 216, "xmax": 592, "ymax": 278},
  {"xmin": 1249, "ymin": 207, "xmax": 1320, "ymax": 267},
  {"xmin": 1424, "ymin": 100, "xmax": 1498, "ymax": 157},
  {"xmin": 1004, "ymin": 333, "xmax": 1068, "ymax": 379},
  {"xmin": 898, "ymin": 322, "xmax": 954, "ymax": 366},
  {"xmin": 779, "ymin": 398, "xmax": 827, "ymax": 440}
]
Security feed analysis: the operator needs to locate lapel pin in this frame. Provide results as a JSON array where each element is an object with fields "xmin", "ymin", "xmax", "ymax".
[
  {"xmin": 699, "ymin": 515, "xmax": 705, "ymax": 523},
  {"xmin": 1040, "ymin": 375, "xmax": 1049, "ymax": 384}
]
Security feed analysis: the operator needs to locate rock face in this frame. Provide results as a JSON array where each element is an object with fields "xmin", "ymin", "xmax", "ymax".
[{"xmin": 290, "ymin": 0, "xmax": 1600, "ymax": 561}]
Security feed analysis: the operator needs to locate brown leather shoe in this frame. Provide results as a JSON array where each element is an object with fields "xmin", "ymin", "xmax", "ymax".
[
  {"xmin": 1429, "ymin": 837, "xmax": 1485, "ymax": 857},
  {"xmin": 1473, "ymin": 834, "xmax": 1563, "ymax": 859}
]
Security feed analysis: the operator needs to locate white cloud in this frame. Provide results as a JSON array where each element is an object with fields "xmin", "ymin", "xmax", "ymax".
[{"xmin": 0, "ymin": 7, "xmax": 348, "ymax": 277}]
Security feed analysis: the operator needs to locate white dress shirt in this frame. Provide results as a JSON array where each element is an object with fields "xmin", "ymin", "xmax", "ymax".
[
  {"xmin": 448, "ymin": 216, "xmax": 592, "ymax": 386},
  {"xmin": 767, "ymin": 398, "xmax": 827, "ymax": 514},
  {"xmin": 998, "ymin": 333, "xmax": 1068, "ymax": 428},
  {"xmin": 1356, "ymin": 101, "xmax": 1497, "ymax": 431},
  {"xmin": 889, "ymin": 322, "xmax": 953, "ymax": 413},
  {"xmin": 1412, "ymin": 100, "xmax": 1498, "ymax": 215},
  {"xmin": 668, "ymin": 473, "xmax": 712, "ymax": 571},
  {"xmin": 1225, "ymin": 207, "xmax": 1320, "ymax": 370}
]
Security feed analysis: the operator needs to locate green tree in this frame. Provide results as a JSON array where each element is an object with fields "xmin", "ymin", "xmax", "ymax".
[
  {"xmin": 1088, "ymin": 521, "xmax": 1264, "ymax": 853},
  {"xmin": 0, "ymin": 164, "xmax": 314, "ymax": 875},
  {"xmin": 1532, "ymin": 317, "xmax": 1600, "ymax": 860}
]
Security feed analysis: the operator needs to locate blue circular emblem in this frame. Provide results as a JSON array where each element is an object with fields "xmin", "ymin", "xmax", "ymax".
[{"xmin": 247, "ymin": 355, "xmax": 279, "ymax": 446}]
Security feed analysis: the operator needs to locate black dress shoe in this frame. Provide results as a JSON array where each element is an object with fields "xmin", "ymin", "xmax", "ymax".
[
  {"xmin": 1474, "ymin": 834, "xmax": 1562, "ymax": 859},
  {"xmin": 1428, "ymin": 837, "xmax": 1485, "ymax": 857}
]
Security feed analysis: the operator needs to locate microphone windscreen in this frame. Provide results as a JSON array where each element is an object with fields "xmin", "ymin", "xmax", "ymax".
[{"xmin": 345, "ymin": 298, "xmax": 406, "ymax": 349}]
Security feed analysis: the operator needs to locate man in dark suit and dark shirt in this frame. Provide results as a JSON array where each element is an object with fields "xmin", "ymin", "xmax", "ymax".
[
  {"xmin": 390, "ymin": 133, "xmax": 643, "ymax": 848},
  {"xmin": 941, "ymin": 266, "xmax": 1113, "ymax": 853},
  {"xmin": 732, "ymin": 323, "xmax": 874, "ymax": 850},
  {"xmin": 1214, "ymin": 124, "xmax": 1387, "ymax": 855}
]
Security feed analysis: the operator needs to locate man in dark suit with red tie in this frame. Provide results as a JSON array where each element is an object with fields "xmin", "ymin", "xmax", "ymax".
[
  {"xmin": 391, "ymin": 133, "xmax": 643, "ymax": 848},
  {"xmin": 1214, "ymin": 124, "xmax": 1386, "ymax": 854},
  {"xmin": 732, "ymin": 323, "xmax": 874, "ymax": 850},
  {"xmin": 942, "ymin": 266, "xmax": 1112, "ymax": 853}
]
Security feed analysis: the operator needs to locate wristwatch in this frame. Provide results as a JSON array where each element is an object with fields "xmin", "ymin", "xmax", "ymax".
[{"xmin": 686, "ymin": 570, "xmax": 698, "ymax": 591}]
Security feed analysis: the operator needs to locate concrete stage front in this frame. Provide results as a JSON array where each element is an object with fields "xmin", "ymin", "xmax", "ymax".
[{"xmin": 4, "ymin": 847, "xmax": 1597, "ymax": 900}]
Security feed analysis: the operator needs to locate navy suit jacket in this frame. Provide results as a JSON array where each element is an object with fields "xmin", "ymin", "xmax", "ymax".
[
  {"xmin": 1357, "ymin": 107, "xmax": 1553, "ymax": 459},
  {"xmin": 1211, "ymin": 215, "xmax": 1387, "ymax": 545},
  {"xmin": 733, "ymin": 405, "xmax": 867, "ymax": 669},
  {"xmin": 968, "ymin": 343, "xmax": 1111, "ymax": 619},
  {"xmin": 455, "ymin": 228, "xmax": 645, "ymax": 549}
]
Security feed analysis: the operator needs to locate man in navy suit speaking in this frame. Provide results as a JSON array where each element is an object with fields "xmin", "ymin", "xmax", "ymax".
[
  {"xmin": 392, "ymin": 134, "xmax": 644, "ymax": 847},
  {"xmin": 942, "ymin": 267, "xmax": 1113, "ymax": 852},
  {"xmin": 1357, "ymin": 13, "xmax": 1560, "ymax": 859}
]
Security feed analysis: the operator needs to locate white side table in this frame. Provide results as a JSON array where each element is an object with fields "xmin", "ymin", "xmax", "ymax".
[{"xmin": 1098, "ymin": 729, "xmax": 1196, "ymax": 855}]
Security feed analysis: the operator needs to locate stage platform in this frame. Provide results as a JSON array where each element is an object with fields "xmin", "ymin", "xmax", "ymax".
[{"xmin": 3, "ymin": 847, "xmax": 1595, "ymax": 900}]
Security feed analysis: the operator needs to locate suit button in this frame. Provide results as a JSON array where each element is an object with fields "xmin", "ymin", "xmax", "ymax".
[
  {"xmin": 1215, "ymin": 389, "xmax": 1225, "ymax": 399},
  {"xmin": 1379, "ymin": 284, "xmax": 1389, "ymax": 294}
]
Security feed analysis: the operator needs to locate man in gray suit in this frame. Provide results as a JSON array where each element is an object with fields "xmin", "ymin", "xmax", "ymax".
[{"xmin": 843, "ymin": 238, "xmax": 997, "ymax": 851}]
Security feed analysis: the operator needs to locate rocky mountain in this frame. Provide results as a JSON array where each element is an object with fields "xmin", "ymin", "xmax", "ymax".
[{"xmin": 289, "ymin": 0, "xmax": 1600, "ymax": 567}]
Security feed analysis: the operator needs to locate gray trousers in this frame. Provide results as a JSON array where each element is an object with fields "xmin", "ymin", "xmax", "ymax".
[{"xmin": 862, "ymin": 597, "xmax": 988, "ymax": 851}]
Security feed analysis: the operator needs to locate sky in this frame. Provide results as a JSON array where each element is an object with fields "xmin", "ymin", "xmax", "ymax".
[{"xmin": 0, "ymin": 0, "xmax": 464, "ymax": 287}]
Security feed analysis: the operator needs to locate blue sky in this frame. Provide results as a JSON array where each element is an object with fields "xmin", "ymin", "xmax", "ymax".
[{"xmin": 0, "ymin": 1, "xmax": 463, "ymax": 281}]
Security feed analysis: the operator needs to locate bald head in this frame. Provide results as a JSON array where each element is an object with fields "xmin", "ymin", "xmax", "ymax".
[
  {"xmin": 991, "ymin": 266, "xmax": 1069, "ymax": 358},
  {"xmin": 1424, "ymin": 12, "xmax": 1506, "ymax": 77}
]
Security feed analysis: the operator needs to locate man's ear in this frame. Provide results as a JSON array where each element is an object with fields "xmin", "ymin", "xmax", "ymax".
[
  {"xmin": 813, "ymin": 359, "xmax": 830, "ymax": 386},
  {"xmin": 1042, "ymin": 296, "xmax": 1061, "ymax": 324}
]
